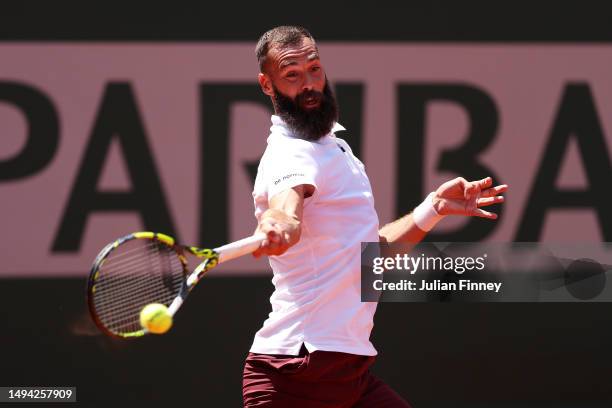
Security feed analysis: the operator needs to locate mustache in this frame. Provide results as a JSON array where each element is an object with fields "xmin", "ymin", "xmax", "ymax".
[{"xmin": 296, "ymin": 89, "xmax": 322, "ymax": 105}]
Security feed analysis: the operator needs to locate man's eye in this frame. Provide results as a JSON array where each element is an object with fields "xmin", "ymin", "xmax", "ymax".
[
  {"xmin": 286, "ymin": 72, "xmax": 298, "ymax": 78},
  {"xmin": 311, "ymin": 66, "xmax": 321, "ymax": 72}
]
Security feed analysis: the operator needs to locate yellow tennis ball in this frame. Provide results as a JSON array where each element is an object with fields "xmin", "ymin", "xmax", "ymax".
[{"xmin": 140, "ymin": 303, "xmax": 172, "ymax": 334}]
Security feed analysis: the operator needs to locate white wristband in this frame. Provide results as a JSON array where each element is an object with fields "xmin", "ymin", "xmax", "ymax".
[{"xmin": 413, "ymin": 192, "xmax": 445, "ymax": 232}]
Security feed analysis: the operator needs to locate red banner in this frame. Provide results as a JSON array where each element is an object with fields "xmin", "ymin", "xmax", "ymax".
[{"xmin": 0, "ymin": 44, "xmax": 610, "ymax": 276}]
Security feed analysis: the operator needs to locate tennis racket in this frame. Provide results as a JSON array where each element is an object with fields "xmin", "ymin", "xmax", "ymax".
[{"xmin": 87, "ymin": 231, "xmax": 265, "ymax": 339}]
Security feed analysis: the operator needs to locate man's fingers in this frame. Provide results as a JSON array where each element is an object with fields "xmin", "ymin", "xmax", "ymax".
[
  {"xmin": 480, "ymin": 184, "xmax": 508, "ymax": 198},
  {"xmin": 252, "ymin": 229, "xmax": 290, "ymax": 257},
  {"xmin": 462, "ymin": 176, "xmax": 489, "ymax": 196},
  {"xmin": 465, "ymin": 177, "xmax": 491, "ymax": 199},
  {"xmin": 477, "ymin": 195, "xmax": 504, "ymax": 207},
  {"xmin": 252, "ymin": 238, "xmax": 269, "ymax": 258},
  {"xmin": 464, "ymin": 182, "xmax": 478, "ymax": 200},
  {"xmin": 254, "ymin": 207, "xmax": 301, "ymax": 258},
  {"xmin": 472, "ymin": 208, "xmax": 498, "ymax": 219},
  {"xmin": 476, "ymin": 177, "xmax": 493, "ymax": 189},
  {"xmin": 267, "ymin": 229, "xmax": 281, "ymax": 244},
  {"xmin": 266, "ymin": 232, "xmax": 284, "ymax": 250}
]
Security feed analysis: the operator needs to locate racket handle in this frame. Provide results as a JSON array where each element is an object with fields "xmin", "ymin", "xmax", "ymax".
[
  {"xmin": 167, "ymin": 296, "xmax": 184, "ymax": 316},
  {"xmin": 215, "ymin": 233, "xmax": 266, "ymax": 263}
]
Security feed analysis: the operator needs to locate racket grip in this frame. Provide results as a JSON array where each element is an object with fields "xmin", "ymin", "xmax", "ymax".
[
  {"xmin": 215, "ymin": 233, "xmax": 266, "ymax": 263},
  {"xmin": 167, "ymin": 296, "xmax": 184, "ymax": 316}
]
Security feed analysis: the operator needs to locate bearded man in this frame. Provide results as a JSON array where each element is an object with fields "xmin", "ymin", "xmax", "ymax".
[{"xmin": 243, "ymin": 26, "xmax": 508, "ymax": 407}]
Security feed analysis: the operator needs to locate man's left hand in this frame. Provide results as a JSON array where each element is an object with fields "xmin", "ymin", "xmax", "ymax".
[{"xmin": 433, "ymin": 177, "xmax": 508, "ymax": 219}]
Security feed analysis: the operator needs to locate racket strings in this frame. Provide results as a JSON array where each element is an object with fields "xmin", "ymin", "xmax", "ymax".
[
  {"xmin": 97, "ymin": 241, "xmax": 181, "ymax": 302},
  {"xmin": 95, "ymin": 246, "xmax": 183, "ymax": 333},
  {"xmin": 91, "ymin": 239, "xmax": 185, "ymax": 335},
  {"xmin": 94, "ymin": 271, "xmax": 182, "ymax": 316},
  {"xmin": 94, "ymin": 271, "xmax": 183, "ymax": 320},
  {"xmin": 93, "ymin": 250, "xmax": 179, "ymax": 286},
  {"xmin": 98, "ymin": 241, "xmax": 166, "ymax": 268}
]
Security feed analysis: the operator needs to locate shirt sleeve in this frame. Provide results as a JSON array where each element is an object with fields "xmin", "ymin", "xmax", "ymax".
[{"xmin": 264, "ymin": 140, "xmax": 319, "ymax": 200}]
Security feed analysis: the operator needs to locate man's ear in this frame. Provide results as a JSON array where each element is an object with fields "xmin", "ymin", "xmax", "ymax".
[{"xmin": 258, "ymin": 73, "xmax": 274, "ymax": 97}]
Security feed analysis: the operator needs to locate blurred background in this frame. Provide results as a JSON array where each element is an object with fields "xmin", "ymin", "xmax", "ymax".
[{"xmin": 1, "ymin": 1, "xmax": 611, "ymax": 406}]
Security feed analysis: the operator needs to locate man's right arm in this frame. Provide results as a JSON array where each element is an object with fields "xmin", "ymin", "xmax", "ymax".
[{"xmin": 252, "ymin": 184, "xmax": 313, "ymax": 258}]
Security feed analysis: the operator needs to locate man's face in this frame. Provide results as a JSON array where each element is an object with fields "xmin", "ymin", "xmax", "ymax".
[{"xmin": 258, "ymin": 37, "xmax": 339, "ymax": 140}]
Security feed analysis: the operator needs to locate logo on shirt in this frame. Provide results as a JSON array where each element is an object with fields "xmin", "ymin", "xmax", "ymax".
[{"xmin": 273, "ymin": 173, "xmax": 305, "ymax": 185}]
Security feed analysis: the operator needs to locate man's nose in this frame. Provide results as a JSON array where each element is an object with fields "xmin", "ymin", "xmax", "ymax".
[{"xmin": 302, "ymin": 72, "xmax": 316, "ymax": 91}]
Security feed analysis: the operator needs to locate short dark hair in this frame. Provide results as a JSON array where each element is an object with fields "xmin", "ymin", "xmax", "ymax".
[{"xmin": 255, "ymin": 26, "xmax": 316, "ymax": 73}]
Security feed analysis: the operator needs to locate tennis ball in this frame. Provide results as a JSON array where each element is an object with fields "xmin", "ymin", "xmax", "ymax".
[{"xmin": 140, "ymin": 303, "xmax": 172, "ymax": 334}]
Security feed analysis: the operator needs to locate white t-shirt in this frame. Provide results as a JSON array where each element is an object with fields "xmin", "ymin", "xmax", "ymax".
[{"xmin": 250, "ymin": 115, "xmax": 380, "ymax": 356}]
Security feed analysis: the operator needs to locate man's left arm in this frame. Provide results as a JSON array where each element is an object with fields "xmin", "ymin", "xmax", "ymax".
[{"xmin": 379, "ymin": 176, "xmax": 508, "ymax": 245}]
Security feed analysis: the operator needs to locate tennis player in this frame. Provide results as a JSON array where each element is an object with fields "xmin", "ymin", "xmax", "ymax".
[{"xmin": 243, "ymin": 26, "xmax": 508, "ymax": 407}]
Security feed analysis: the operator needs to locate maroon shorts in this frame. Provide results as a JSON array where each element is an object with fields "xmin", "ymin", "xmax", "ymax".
[{"xmin": 243, "ymin": 345, "xmax": 412, "ymax": 407}]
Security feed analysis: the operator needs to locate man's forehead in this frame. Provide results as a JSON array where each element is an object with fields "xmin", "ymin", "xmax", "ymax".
[{"xmin": 269, "ymin": 39, "xmax": 320, "ymax": 68}]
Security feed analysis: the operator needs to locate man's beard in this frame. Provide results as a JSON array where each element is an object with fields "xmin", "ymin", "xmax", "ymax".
[{"xmin": 273, "ymin": 79, "xmax": 339, "ymax": 141}]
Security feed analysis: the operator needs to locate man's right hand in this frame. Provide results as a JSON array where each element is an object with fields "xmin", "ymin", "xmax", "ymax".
[
  {"xmin": 253, "ymin": 208, "xmax": 301, "ymax": 257},
  {"xmin": 253, "ymin": 184, "xmax": 309, "ymax": 257}
]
